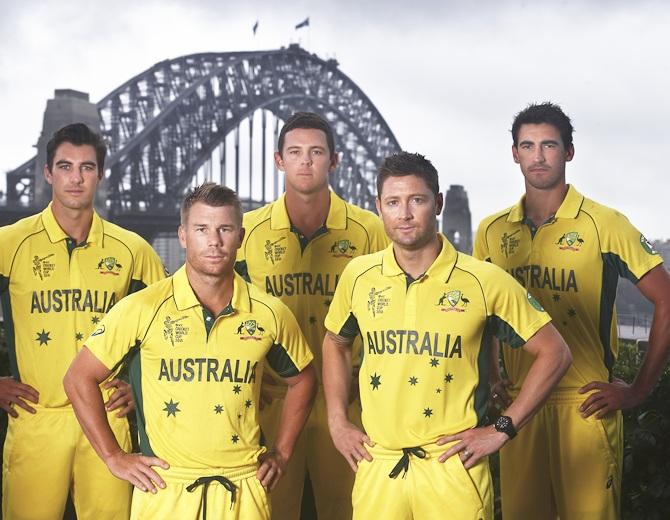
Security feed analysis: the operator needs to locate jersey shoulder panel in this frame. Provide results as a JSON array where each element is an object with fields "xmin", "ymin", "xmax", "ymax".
[
  {"xmin": 242, "ymin": 202, "xmax": 274, "ymax": 232},
  {"xmin": 100, "ymin": 219, "xmax": 154, "ymax": 253},
  {"xmin": 0, "ymin": 213, "xmax": 46, "ymax": 273},
  {"xmin": 473, "ymin": 206, "xmax": 515, "ymax": 260}
]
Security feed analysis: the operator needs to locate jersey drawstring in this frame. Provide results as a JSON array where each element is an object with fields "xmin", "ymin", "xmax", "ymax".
[
  {"xmin": 388, "ymin": 447, "xmax": 427, "ymax": 479},
  {"xmin": 186, "ymin": 475, "xmax": 237, "ymax": 518}
]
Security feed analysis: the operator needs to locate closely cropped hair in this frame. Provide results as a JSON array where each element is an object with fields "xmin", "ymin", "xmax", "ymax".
[
  {"xmin": 377, "ymin": 152, "xmax": 440, "ymax": 199},
  {"xmin": 278, "ymin": 111, "xmax": 336, "ymax": 156},
  {"xmin": 46, "ymin": 123, "xmax": 107, "ymax": 175},
  {"xmin": 511, "ymin": 102, "xmax": 574, "ymax": 149},
  {"xmin": 180, "ymin": 183, "xmax": 243, "ymax": 225}
]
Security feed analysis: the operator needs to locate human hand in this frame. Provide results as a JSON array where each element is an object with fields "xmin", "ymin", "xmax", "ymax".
[
  {"xmin": 0, "ymin": 377, "xmax": 39, "ymax": 417},
  {"xmin": 329, "ymin": 419, "xmax": 374, "ymax": 472},
  {"xmin": 105, "ymin": 450, "xmax": 169, "ymax": 493},
  {"xmin": 578, "ymin": 377, "xmax": 643, "ymax": 419},
  {"xmin": 103, "ymin": 378, "xmax": 135, "ymax": 417},
  {"xmin": 437, "ymin": 425, "xmax": 509, "ymax": 469},
  {"xmin": 489, "ymin": 377, "xmax": 513, "ymax": 410},
  {"xmin": 257, "ymin": 449, "xmax": 288, "ymax": 491}
]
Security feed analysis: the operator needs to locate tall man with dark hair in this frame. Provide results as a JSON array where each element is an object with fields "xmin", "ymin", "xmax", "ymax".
[
  {"xmin": 236, "ymin": 112, "xmax": 388, "ymax": 519},
  {"xmin": 323, "ymin": 152, "xmax": 572, "ymax": 519},
  {"xmin": 474, "ymin": 102, "xmax": 670, "ymax": 519},
  {"xmin": 0, "ymin": 123, "xmax": 165, "ymax": 519},
  {"xmin": 65, "ymin": 183, "xmax": 317, "ymax": 519}
]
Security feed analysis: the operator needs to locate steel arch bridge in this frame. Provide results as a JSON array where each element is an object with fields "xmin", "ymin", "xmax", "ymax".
[{"xmin": 4, "ymin": 44, "xmax": 400, "ymax": 238}]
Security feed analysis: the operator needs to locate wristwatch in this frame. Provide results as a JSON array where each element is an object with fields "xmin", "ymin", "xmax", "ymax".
[{"xmin": 494, "ymin": 415, "xmax": 517, "ymax": 439}]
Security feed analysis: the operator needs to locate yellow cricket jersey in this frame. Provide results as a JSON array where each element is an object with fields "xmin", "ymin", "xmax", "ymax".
[
  {"xmin": 0, "ymin": 203, "xmax": 165, "ymax": 408},
  {"xmin": 474, "ymin": 185, "xmax": 663, "ymax": 390},
  {"xmin": 235, "ymin": 191, "xmax": 388, "ymax": 387},
  {"xmin": 324, "ymin": 235, "xmax": 550, "ymax": 449},
  {"xmin": 85, "ymin": 266, "xmax": 313, "ymax": 469}
]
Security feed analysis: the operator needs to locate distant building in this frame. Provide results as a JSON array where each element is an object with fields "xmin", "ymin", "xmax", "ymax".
[
  {"xmin": 34, "ymin": 90, "xmax": 105, "ymax": 212},
  {"xmin": 442, "ymin": 185, "xmax": 472, "ymax": 254}
]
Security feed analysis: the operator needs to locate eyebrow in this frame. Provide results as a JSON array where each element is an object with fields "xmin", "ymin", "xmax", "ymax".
[
  {"xmin": 519, "ymin": 139, "xmax": 559, "ymax": 146},
  {"xmin": 55, "ymin": 159, "xmax": 98, "ymax": 167}
]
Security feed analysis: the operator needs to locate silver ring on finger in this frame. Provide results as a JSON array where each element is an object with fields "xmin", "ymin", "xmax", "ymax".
[{"xmin": 463, "ymin": 449, "xmax": 471, "ymax": 458}]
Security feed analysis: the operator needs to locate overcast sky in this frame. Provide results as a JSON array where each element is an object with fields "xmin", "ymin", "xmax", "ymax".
[{"xmin": 1, "ymin": 0, "xmax": 668, "ymax": 238}]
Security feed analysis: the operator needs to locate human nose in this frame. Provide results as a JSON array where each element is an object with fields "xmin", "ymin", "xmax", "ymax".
[
  {"xmin": 533, "ymin": 147, "xmax": 546, "ymax": 163},
  {"xmin": 72, "ymin": 168, "xmax": 85, "ymax": 183},
  {"xmin": 207, "ymin": 230, "xmax": 223, "ymax": 246},
  {"xmin": 300, "ymin": 151, "xmax": 312, "ymax": 165},
  {"xmin": 398, "ymin": 201, "xmax": 412, "ymax": 220}
]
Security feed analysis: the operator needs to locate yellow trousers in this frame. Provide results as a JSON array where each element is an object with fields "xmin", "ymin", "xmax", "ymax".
[
  {"xmin": 352, "ymin": 442, "xmax": 493, "ymax": 520},
  {"xmin": 2, "ymin": 406, "xmax": 131, "ymax": 520},
  {"xmin": 259, "ymin": 389, "xmax": 360, "ymax": 520},
  {"xmin": 500, "ymin": 388, "xmax": 622, "ymax": 520},
  {"xmin": 131, "ymin": 464, "xmax": 269, "ymax": 520}
]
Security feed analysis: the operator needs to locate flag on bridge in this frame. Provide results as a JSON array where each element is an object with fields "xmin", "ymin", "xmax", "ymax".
[
  {"xmin": 295, "ymin": 17, "xmax": 309, "ymax": 30},
  {"xmin": 252, "ymin": 20, "xmax": 259, "ymax": 35}
]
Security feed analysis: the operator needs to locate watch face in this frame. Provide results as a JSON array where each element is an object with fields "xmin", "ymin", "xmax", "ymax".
[
  {"xmin": 495, "ymin": 415, "xmax": 515, "ymax": 437},
  {"xmin": 497, "ymin": 416, "xmax": 511, "ymax": 429}
]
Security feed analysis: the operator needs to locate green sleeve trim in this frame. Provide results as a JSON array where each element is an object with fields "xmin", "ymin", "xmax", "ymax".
[
  {"xmin": 128, "ymin": 279, "xmax": 148, "ymax": 295},
  {"xmin": 338, "ymin": 313, "xmax": 360, "ymax": 339},
  {"xmin": 266, "ymin": 343, "xmax": 300, "ymax": 377},
  {"xmin": 234, "ymin": 260, "xmax": 251, "ymax": 282},
  {"xmin": 489, "ymin": 315, "xmax": 525, "ymax": 349},
  {"xmin": 602, "ymin": 252, "xmax": 638, "ymax": 284}
]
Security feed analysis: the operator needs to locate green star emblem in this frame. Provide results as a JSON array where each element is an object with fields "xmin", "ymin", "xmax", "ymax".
[
  {"xmin": 429, "ymin": 357, "xmax": 440, "ymax": 367},
  {"xmin": 245, "ymin": 399, "xmax": 252, "ymax": 409},
  {"xmin": 444, "ymin": 373, "xmax": 454, "ymax": 383},
  {"xmin": 423, "ymin": 407, "xmax": 433, "ymax": 418},
  {"xmin": 370, "ymin": 373, "xmax": 381, "ymax": 390},
  {"xmin": 408, "ymin": 376, "xmax": 418, "ymax": 386},
  {"xmin": 36, "ymin": 329, "xmax": 51, "ymax": 346},
  {"xmin": 568, "ymin": 308, "xmax": 577, "ymax": 317},
  {"xmin": 75, "ymin": 332, "xmax": 84, "ymax": 341},
  {"xmin": 324, "ymin": 299, "xmax": 332, "ymax": 306},
  {"xmin": 231, "ymin": 434, "xmax": 240, "ymax": 444},
  {"xmin": 233, "ymin": 385, "xmax": 242, "ymax": 394},
  {"xmin": 214, "ymin": 404, "xmax": 223, "ymax": 414},
  {"xmin": 552, "ymin": 294, "xmax": 560, "ymax": 302},
  {"xmin": 163, "ymin": 399, "xmax": 180, "ymax": 417},
  {"xmin": 309, "ymin": 316, "xmax": 317, "ymax": 325},
  {"xmin": 91, "ymin": 316, "xmax": 100, "ymax": 325},
  {"xmin": 436, "ymin": 388, "xmax": 442, "ymax": 394}
]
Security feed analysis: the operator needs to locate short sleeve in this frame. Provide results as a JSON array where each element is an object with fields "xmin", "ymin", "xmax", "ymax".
[
  {"xmin": 473, "ymin": 220, "xmax": 491, "ymax": 262},
  {"xmin": 0, "ymin": 227, "xmax": 12, "ymax": 292},
  {"xmin": 130, "ymin": 241, "xmax": 167, "ymax": 293},
  {"xmin": 84, "ymin": 294, "xmax": 146, "ymax": 371},
  {"xmin": 265, "ymin": 299, "xmax": 313, "ymax": 377},
  {"xmin": 598, "ymin": 212, "xmax": 663, "ymax": 283},
  {"xmin": 324, "ymin": 261, "xmax": 358, "ymax": 337},
  {"xmin": 485, "ymin": 268, "xmax": 552, "ymax": 348}
]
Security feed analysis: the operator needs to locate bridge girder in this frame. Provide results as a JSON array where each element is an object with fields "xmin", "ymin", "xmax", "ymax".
[{"xmin": 4, "ymin": 45, "xmax": 401, "ymax": 236}]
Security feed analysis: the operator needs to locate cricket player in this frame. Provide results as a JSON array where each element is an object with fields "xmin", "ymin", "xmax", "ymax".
[
  {"xmin": 323, "ymin": 151, "xmax": 572, "ymax": 519},
  {"xmin": 474, "ymin": 102, "xmax": 670, "ymax": 519}
]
